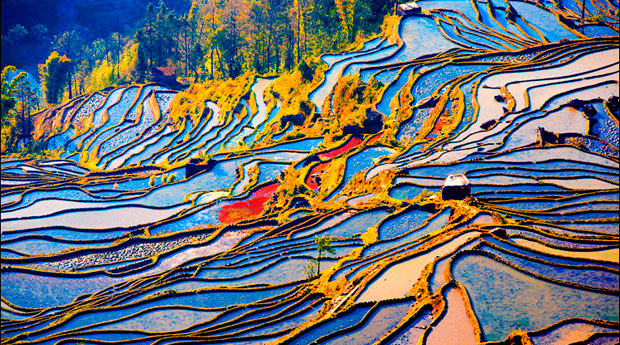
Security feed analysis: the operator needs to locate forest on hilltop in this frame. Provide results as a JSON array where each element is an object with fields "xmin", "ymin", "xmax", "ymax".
[{"xmin": 1, "ymin": 0, "xmax": 395, "ymax": 154}]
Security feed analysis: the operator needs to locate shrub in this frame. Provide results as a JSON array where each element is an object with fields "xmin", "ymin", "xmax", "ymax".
[
  {"xmin": 167, "ymin": 173, "xmax": 177, "ymax": 183},
  {"xmin": 298, "ymin": 59, "xmax": 314, "ymax": 83}
]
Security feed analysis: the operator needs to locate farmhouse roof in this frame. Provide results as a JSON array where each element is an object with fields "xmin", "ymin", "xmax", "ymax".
[
  {"xmin": 153, "ymin": 66, "xmax": 176, "ymax": 77},
  {"xmin": 443, "ymin": 174, "xmax": 471, "ymax": 187},
  {"xmin": 398, "ymin": 2, "xmax": 421, "ymax": 15}
]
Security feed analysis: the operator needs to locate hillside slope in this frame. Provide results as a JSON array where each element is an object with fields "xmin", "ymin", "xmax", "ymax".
[{"xmin": 2, "ymin": 1, "xmax": 619, "ymax": 344}]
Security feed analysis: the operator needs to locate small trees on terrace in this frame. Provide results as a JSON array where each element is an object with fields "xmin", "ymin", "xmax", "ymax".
[{"xmin": 305, "ymin": 234, "xmax": 336, "ymax": 278}]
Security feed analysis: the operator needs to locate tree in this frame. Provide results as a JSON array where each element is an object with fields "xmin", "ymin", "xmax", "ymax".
[
  {"xmin": 136, "ymin": 3, "xmax": 159, "ymax": 71},
  {"xmin": 110, "ymin": 32, "xmax": 123, "ymax": 78},
  {"xmin": 201, "ymin": 0, "xmax": 225, "ymax": 80},
  {"xmin": 1, "ymin": 66, "xmax": 19, "ymax": 132},
  {"xmin": 314, "ymin": 234, "xmax": 335, "ymax": 276},
  {"xmin": 243, "ymin": 0, "xmax": 265, "ymax": 73},
  {"xmin": 298, "ymin": 58, "xmax": 314, "ymax": 82},
  {"xmin": 216, "ymin": 0, "xmax": 245, "ymax": 79},
  {"xmin": 31, "ymin": 24, "xmax": 50, "ymax": 44},
  {"xmin": 5, "ymin": 24, "xmax": 28, "ymax": 45},
  {"xmin": 1, "ymin": 66, "xmax": 39, "ymax": 153},
  {"xmin": 14, "ymin": 75, "xmax": 39, "ymax": 142},
  {"xmin": 86, "ymin": 58, "xmax": 117, "ymax": 93},
  {"xmin": 118, "ymin": 43, "xmax": 140, "ymax": 82},
  {"xmin": 135, "ymin": 30, "xmax": 149, "ymax": 82},
  {"xmin": 39, "ymin": 51, "xmax": 72, "ymax": 105},
  {"xmin": 52, "ymin": 28, "xmax": 88, "ymax": 60},
  {"xmin": 52, "ymin": 27, "xmax": 90, "ymax": 98}
]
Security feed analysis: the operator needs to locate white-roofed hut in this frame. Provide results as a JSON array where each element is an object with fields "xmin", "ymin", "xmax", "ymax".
[
  {"xmin": 441, "ymin": 174, "xmax": 471, "ymax": 200},
  {"xmin": 397, "ymin": 2, "xmax": 421, "ymax": 15}
]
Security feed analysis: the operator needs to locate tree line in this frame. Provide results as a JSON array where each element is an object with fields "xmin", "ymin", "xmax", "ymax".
[
  {"xmin": 133, "ymin": 0, "xmax": 395, "ymax": 80},
  {"xmin": 57, "ymin": 0, "xmax": 396, "ymax": 98}
]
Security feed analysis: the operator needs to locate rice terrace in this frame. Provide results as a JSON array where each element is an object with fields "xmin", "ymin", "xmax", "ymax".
[{"xmin": 1, "ymin": 0, "xmax": 618, "ymax": 344}]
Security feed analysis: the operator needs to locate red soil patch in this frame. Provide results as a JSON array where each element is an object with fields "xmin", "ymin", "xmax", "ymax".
[
  {"xmin": 305, "ymin": 162, "xmax": 329, "ymax": 190},
  {"xmin": 427, "ymin": 115, "xmax": 449, "ymax": 138},
  {"xmin": 367, "ymin": 133, "xmax": 383, "ymax": 145},
  {"xmin": 319, "ymin": 136, "xmax": 363, "ymax": 160},
  {"xmin": 219, "ymin": 182, "xmax": 280, "ymax": 224}
]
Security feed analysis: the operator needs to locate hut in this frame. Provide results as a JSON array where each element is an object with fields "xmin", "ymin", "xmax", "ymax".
[
  {"xmin": 151, "ymin": 67, "xmax": 175, "ymax": 81},
  {"xmin": 441, "ymin": 174, "xmax": 471, "ymax": 200},
  {"xmin": 150, "ymin": 67, "xmax": 184, "ymax": 90},
  {"xmin": 397, "ymin": 2, "xmax": 421, "ymax": 15}
]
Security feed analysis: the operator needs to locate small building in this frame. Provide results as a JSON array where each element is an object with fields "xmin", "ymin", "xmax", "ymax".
[
  {"xmin": 151, "ymin": 66, "xmax": 175, "ymax": 81},
  {"xmin": 150, "ymin": 67, "xmax": 184, "ymax": 90},
  {"xmin": 398, "ymin": 2, "xmax": 421, "ymax": 16},
  {"xmin": 441, "ymin": 174, "xmax": 471, "ymax": 200}
]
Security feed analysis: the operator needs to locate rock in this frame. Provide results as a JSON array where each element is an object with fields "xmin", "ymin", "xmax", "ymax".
[
  {"xmin": 280, "ymin": 113, "xmax": 306, "ymax": 127},
  {"xmin": 583, "ymin": 104, "xmax": 597, "ymax": 118},
  {"xmin": 568, "ymin": 98, "xmax": 585, "ymax": 109},
  {"xmin": 480, "ymin": 119, "xmax": 497, "ymax": 130},
  {"xmin": 290, "ymin": 196, "xmax": 311, "ymax": 209},
  {"xmin": 343, "ymin": 108, "xmax": 384, "ymax": 136},
  {"xmin": 558, "ymin": 15, "xmax": 576, "ymax": 29},
  {"xmin": 363, "ymin": 109, "xmax": 384, "ymax": 133},
  {"xmin": 491, "ymin": 228, "xmax": 507, "ymax": 239},
  {"xmin": 302, "ymin": 153, "xmax": 320, "ymax": 167},
  {"xmin": 186, "ymin": 158, "xmax": 218, "ymax": 178},
  {"xmin": 416, "ymin": 96, "xmax": 440, "ymax": 108},
  {"xmin": 607, "ymin": 95, "xmax": 619, "ymax": 114},
  {"xmin": 537, "ymin": 127, "xmax": 561, "ymax": 145},
  {"xmin": 506, "ymin": 5, "xmax": 519, "ymax": 22}
]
